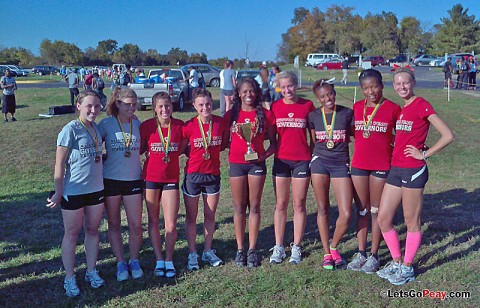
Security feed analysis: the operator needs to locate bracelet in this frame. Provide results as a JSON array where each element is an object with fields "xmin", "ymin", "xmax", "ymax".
[{"xmin": 422, "ymin": 150, "xmax": 428, "ymax": 161}]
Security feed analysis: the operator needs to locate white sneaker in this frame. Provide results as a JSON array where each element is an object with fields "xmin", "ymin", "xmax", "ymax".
[
  {"xmin": 269, "ymin": 245, "xmax": 286, "ymax": 264},
  {"xmin": 347, "ymin": 253, "xmax": 367, "ymax": 271},
  {"xmin": 85, "ymin": 269, "xmax": 105, "ymax": 288},
  {"xmin": 202, "ymin": 249, "xmax": 223, "ymax": 267},
  {"xmin": 289, "ymin": 243, "xmax": 302, "ymax": 265},
  {"xmin": 187, "ymin": 252, "xmax": 200, "ymax": 271},
  {"xmin": 376, "ymin": 261, "xmax": 401, "ymax": 280},
  {"xmin": 64, "ymin": 275, "xmax": 80, "ymax": 297}
]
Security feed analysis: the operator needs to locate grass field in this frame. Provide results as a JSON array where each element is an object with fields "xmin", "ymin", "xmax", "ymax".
[{"xmin": 0, "ymin": 84, "xmax": 479, "ymax": 307}]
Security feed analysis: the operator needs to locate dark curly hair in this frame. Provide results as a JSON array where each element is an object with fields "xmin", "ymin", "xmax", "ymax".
[{"xmin": 230, "ymin": 76, "xmax": 265, "ymax": 132}]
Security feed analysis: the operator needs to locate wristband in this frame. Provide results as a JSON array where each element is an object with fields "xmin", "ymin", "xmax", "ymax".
[{"xmin": 422, "ymin": 150, "xmax": 428, "ymax": 161}]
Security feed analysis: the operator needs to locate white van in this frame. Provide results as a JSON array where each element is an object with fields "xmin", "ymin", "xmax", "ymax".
[{"xmin": 305, "ymin": 53, "xmax": 341, "ymax": 67}]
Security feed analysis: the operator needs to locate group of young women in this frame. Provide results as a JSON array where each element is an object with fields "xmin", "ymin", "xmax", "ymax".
[{"xmin": 47, "ymin": 67, "xmax": 453, "ymax": 297}]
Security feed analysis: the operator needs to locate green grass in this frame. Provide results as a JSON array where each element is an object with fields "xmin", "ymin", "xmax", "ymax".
[{"xmin": 0, "ymin": 86, "xmax": 479, "ymax": 307}]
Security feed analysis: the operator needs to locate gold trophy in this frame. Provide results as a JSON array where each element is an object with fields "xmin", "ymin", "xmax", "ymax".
[{"xmin": 237, "ymin": 122, "xmax": 259, "ymax": 161}]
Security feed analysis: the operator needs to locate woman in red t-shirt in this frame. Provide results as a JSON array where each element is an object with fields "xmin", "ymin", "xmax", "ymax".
[
  {"xmin": 224, "ymin": 77, "xmax": 276, "ymax": 267},
  {"xmin": 376, "ymin": 68, "xmax": 454, "ymax": 286},
  {"xmin": 348, "ymin": 69, "xmax": 401, "ymax": 273},
  {"xmin": 140, "ymin": 92, "xmax": 186, "ymax": 278},
  {"xmin": 182, "ymin": 88, "xmax": 229, "ymax": 271},
  {"xmin": 269, "ymin": 71, "xmax": 315, "ymax": 265}
]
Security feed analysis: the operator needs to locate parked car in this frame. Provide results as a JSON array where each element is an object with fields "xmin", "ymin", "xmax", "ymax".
[
  {"xmin": 316, "ymin": 59, "xmax": 343, "ymax": 70},
  {"xmin": 6, "ymin": 65, "xmax": 29, "ymax": 76},
  {"xmin": 235, "ymin": 70, "xmax": 260, "ymax": 80},
  {"xmin": 413, "ymin": 54, "xmax": 437, "ymax": 66},
  {"xmin": 363, "ymin": 56, "xmax": 386, "ymax": 67},
  {"xmin": 387, "ymin": 55, "xmax": 407, "ymax": 65},
  {"xmin": 0, "ymin": 65, "xmax": 18, "ymax": 77},
  {"xmin": 32, "ymin": 65, "xmax": 60, "ymax": 75},
  {"xmin": 430, "ymin": 57, "xmax": 445, "ymax": 67},
  {"xmin": 180, "ymin": 64, "xmax": 220, "ymax": 87}
]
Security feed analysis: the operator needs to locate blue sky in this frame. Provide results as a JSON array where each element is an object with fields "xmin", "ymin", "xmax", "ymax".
[{"xmin": 2, "ymin": 0, "xmax": 479, "ymax": 61}]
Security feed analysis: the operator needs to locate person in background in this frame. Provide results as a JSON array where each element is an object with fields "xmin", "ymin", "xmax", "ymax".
[
  {"xmin": 347, "ymin": 69, "xmax": 401, "ymax": 273},
  {"xmin": 270, "ymin": 66, "xmax": 282, "ymax": 101},
  {"xmin": 443, "ymin": 57, "xmax": 453, "ymax": 89},
  {"xmin": 186, "ymin": 66, "xmax": 199, "ymax": 101},
  {"xmin": 376, "ymin": 67, "xmax": 454, "ymax": 286},
  {"xmin": 259, "ymin": 67, "xmax": 272, "ymax": 110},
  {"xmin": 468, "ymin": 56, "xmax": 477, "ymax": 90},
  {"xmin": 65, "ymin": 68, "xmax": 80, "ymax": 107},
  {"xmin": 219, "ymin": 60, "xmax": 236, "ymax": 115},
  {"xmin": 98, "ymin": 88, "xmax": 144, "ymax": 282},
  {"xmin": 461, "ymin": 56, "xmax": 471, "ymax": 90},
  {"xmin": 46, "ymin": 90, "xmax": 105, "ymax": 297},
  {"xmin": 92, "ymin": 73, "xmax": 107, "ymax": 110},
  {"xmin": 340, "ymin": 57, "xmax": 349, "ymax": 85},
  {"xmin": 1, "ymin": 68, "xmax": 17, "ymax": 122},
  {"xmin": 140, "ymin": 92, "xmax": 186, "ymax": 278},
  {"xmin": 84, "ymin": 71, "xmax": 93, "ymax": 90}
]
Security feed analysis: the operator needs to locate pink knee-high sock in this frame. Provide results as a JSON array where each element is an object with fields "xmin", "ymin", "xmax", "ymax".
[
  {"xmin": 404, "ymin": 231, "xmax": 422, "ymax": 264},
  {"xmin": 382, "ymin": 228, "xmax": 402, "ymax": 260}
]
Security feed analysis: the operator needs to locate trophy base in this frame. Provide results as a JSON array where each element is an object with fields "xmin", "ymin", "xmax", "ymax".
[{"xmin": 244, "ymin": 152, "xmax": 258, "ymax": 161}]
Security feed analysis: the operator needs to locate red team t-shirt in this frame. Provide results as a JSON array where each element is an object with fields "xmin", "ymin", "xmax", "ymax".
[
  {"xmin": 391, "ymin": 97, "xmax": 436, "ymax": 168},
  {"xmin": 224, "ymin": 108, "xmax": 275, "ymax": 164},
  {"xmin": 140, "ymin": 117, "xmax": 184, "ymax": 183},
  {"xmin": 183, "ymin": 115, "xmax": 226, "ymax": 175},
  {"xmin": 271, "ymin": 97, "xmax": 316, "ymax": 161},
  {"xmin": 352, "ymin": 99, "xmax": 402, "ymax": 171}
]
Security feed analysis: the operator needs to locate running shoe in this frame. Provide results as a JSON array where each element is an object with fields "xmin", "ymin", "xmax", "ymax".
[
  {"xmin": 129, "ymin": 259, "xmax": 144, "ymax": 279},
  {"xmin": 360, "ymin": 255, "xmax": 380, "ymax": 274},
  {"xmin": 235, "ymin": 250, "xmax": 247, "ymax": 267},
  {"xmin": 323, "ymin": 254, "xmax": 334, "ymax": 270},
  {"xmin": 246, "ymin": 249, "xmax": 260, "ymax": 268},
  {"xmin": 347, "ymin": 253, "xmax": 367, "ymax": 271},
  {"xmin": 64, "ymin": 275, "xmax": 80, "ymax": 297},
  {"xmin": 202, "ymin": 249, "xmax": 223, "ymax": 267},
  {"xmin": 153, "ymin": 261, "xmax": 165, "ymax": 277},
  {"xmin": 187, "ymin": 252, "xmax": 200, "ymax": 271},
  {"xmin": 269, "ymin": 245, "xmax": 286, "ymax": 264},
  {"xmin": 388, "ymin": 264, "xmax": 415, "ymax": 285},
  {"xmin": 376, "ymin": 261, "xmax": 401, "ymax": 280},
  {"xmin": 84, "ymin": 269, "xmax": 105, "ymax": 288},
  {"xmin": 289, "ymin": 243, "xmax": 302, "ymax": 265},
  {"xmin": 165, "ymin": 261, "xmax": 176, "ymax": 278},
  {"xmin": 116, "ymin": 262, "xmax": 129, "ymax": 281},
  {"xmin": 331, "ymin": 248, "xmax": 347, "ymax": 270}
]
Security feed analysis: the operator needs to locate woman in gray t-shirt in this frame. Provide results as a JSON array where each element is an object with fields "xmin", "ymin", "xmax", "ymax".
[{"xmin": 46, "ymin": 90, "xmax": 105, "ymax": 297}]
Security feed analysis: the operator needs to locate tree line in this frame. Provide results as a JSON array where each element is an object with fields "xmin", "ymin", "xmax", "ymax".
[{"xmin": 278, "ymin": 3, "xmax": 480, "ymax": 62}]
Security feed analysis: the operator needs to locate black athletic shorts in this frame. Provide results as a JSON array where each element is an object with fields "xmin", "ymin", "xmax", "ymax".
[
  {"xmin": 61, "ymin": 190, "xmax": 105, "ymax": 211},
  {"xmin": 182, "ymin": 173, "xmax": 221, "ymax": 197},
  {"xmin": 386, "ymin": 165, "xmax": 429, "ymax": 189},
  {"xmin": 272, "ymin": 158, "xmax": 310, "ymax": 178},
  {"xmin": 144, "ymin": 181, "xmax": 179, "ymax": 191},
  {"xmin": 351, "ymin": 167, "xmax": 389, "ymax": 179},
  {"xmin": 2, "ymin": 94, "xmax": 16, "ymax": 114},
  {"xmin": 104, "ymin": 178, "xmax": 143, "ymax": 196},
  {"xmin": 310, "ymin": 156, "xmax": 351, "ymax": 178},
  {"xmin": 229, "ymin": 162, "xmax": 267, "ymax": 177}
]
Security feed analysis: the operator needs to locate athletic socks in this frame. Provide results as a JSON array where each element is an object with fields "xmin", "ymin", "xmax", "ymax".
[
  {"xmin": 382, "ymin": 228, "xmax": 402, "ymax": 260},
  {"xmin": 404, "ymin": 231, "xmax": 422, "ymax": 264},
  {"xmin": 330, "ymin": 246, "xmax": 341, "ymax": 261}
]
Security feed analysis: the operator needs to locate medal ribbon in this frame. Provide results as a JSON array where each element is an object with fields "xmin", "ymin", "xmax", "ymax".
[
  {"xmin": 116, "ymin": 116, "xmax": 132, "ymax": 151},
  {"xmin": 197, "ymin": 116, "xmax": 212, "ymax": 152},
  {"xmin": 363, "ymin": 98, "xmax": 383, "ymax": 132},
  {"xmin": 78, "ymin": 118, "xmax": 99, "ymax": 156},
  {"xmin": 321, "ymin": 106, "xmax": 336, "ymax": 143},
  {"xmin": 157, "ymin": 119, "xmax": 171, "ymax": 156}
]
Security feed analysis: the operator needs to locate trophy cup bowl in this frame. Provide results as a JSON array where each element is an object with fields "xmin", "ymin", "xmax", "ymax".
[{"xmin": 239, "ymin": 123, "xmax": 258, "ymax": 161}]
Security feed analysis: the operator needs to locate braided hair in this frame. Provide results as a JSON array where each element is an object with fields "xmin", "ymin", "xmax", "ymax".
[{"xmin": 230, "ymin": 76, "xmax": 265, "ymax": 132}]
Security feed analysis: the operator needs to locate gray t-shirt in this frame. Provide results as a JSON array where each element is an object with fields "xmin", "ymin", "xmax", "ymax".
[
  {"xmin": 220, "ymin": 68, "xmax": 235, "ymax": 91},
  {"xmin": 66, "ymin": 72, "xmax": 78, "ymax": 88},
  {"xmin": 57, "ymin": 120, "xmax": 104, "ymax": 196},
  {"xmin": 1, "ymin": 76, "xmax": 16, "ymax": 95},
  {"xmin": 98, "ymin": 117, "xmax": 142, "ymax": 181}
]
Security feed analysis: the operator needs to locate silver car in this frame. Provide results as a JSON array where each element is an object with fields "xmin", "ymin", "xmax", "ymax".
[{"xmin": 181, "ymin": 64, "xmax": 220, "ymax": 87}]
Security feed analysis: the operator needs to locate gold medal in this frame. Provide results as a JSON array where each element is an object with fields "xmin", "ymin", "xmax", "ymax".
[
  {"xmin": 117, "ymin": 116, "xmax": 133, "ymax": 155},
  {"xmin": 363, "ymin": 130, "xmax": 370, "ymax": 139},
  {"xmin": 203, "ymin": 152, "xmax": 211, "ymax": 160},
  {"xmin": 363, "ymin": 99, "xmax": 383, "ymax": 138},
  {"xmin": 163, "ymin": 155, "xmax": 170, "ymax": 163},
  {"xmin": 78, "ymin": 118, "xmax": 101, "ymax": 164},
  {"xmin": 124, "ymin": 151, "xmax": 131, "ymax": 158},
  {"xmin": 198, "ymin": 116, "xmax": 213, "ymax": 160},
  {"xmin": 326, "ymin": 140, "xmax": 335, "ymax": 149},
  {"xmin": 95, "ymin": 155, "xmax": 101, "ymax": 163},
  {"xmin": 321, "ymin": 106, "xmax": 336, "ymax": 151}
]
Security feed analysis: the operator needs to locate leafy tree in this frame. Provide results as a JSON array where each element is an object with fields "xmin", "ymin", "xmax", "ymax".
[
  {"xmin": 143, "ymin": 49, "xmax": 161, "ymax": 66},
  {"xmin": 291, "ymin": 7, "xmax": 309, "ymax": 25},
  {"xmin": 324, "ymin": 5, "xmax": 362, "ymax": 55},
  {"xmin": 165, "ymin": 47, "xmax": 189, "ymax": 66},
  {"xmin": 399, "ymin": 17, "xmax": 422, "ymax": 55},
  {"xmin": 433, "ymin": 4, "xmax": 480, "ymax": 54},
  {"xmin": 362, "ymin": 12, "xmax": 399, "ymax": 58},
  {"xmin": 189, "ymin": 52, "xmax": 208, "ymax": 64},
  {"xmin": 112, "ymin": 43, "xmax": 142, "ymax": 65}
]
